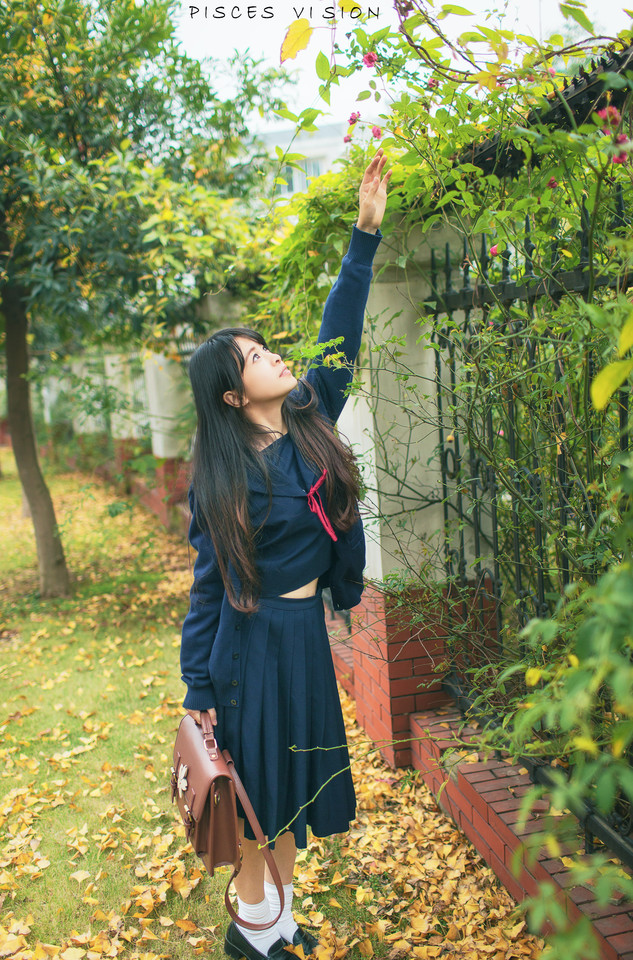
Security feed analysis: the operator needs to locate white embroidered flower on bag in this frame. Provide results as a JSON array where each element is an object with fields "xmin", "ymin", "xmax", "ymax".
[{"xmin": 177, "ymin": 764, "xmax": 188, "ymax": 798}]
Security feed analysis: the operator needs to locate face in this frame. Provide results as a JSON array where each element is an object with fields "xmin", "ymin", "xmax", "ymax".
[{"xmin": 225, "ymin": 335, "xmax": 297, "ymax": 409}]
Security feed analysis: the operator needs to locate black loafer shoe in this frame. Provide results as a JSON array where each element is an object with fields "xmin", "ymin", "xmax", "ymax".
[
  {"xmin": 224, "ymin": 921, "xmax": 289, "ymax": 960},
  {"xmin": 287, "ymin": 926, "xmax": 319, "ymax": 956}
]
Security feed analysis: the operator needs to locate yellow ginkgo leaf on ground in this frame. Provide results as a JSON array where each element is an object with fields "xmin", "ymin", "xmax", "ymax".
[
  {"xmin": 70, "ymin": 870, "xmax": 91, "ymax": 883},
  {"xmin": 171, "ymin": 872, "xmax": 193, "ymax": 898},
  {"xmin": 280, "ymin": 19, "xmax": 313, "ymax": 63},
  {"xmin": 1, "ymin": 935, "xmax": 28, "ymax": 956}
]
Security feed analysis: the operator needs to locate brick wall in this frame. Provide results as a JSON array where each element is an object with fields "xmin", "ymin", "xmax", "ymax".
[{"xmin": 350, "ymin": 585, "xmax": 453, "ymax": 767}]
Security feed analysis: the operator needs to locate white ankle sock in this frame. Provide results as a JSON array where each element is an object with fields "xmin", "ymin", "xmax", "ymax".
[
  {"xmin": 236, "ymin": 897, "xmax": 280, "ymax": 954},
  {"xmin": 264, "ymin": 880, "xmax": 298, "ymax": 943}
]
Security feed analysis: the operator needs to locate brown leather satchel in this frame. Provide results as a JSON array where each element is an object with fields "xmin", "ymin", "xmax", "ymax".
[{"xmin": 171, "ymin": 710, "xmax": 284, "ymax": 930}]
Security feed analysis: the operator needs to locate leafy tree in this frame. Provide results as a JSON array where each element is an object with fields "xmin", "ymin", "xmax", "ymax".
[{"xmin": 0, "ymin": 0, "xmax": 283, "ymax": 596}]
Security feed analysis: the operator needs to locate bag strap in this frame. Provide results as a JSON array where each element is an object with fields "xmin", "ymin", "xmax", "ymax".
[{"xmin": 200, "ymin": 711, "xmax": 285, "ymax": 932}]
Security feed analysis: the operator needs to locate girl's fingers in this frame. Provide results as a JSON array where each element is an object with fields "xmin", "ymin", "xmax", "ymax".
[{"xmin": 364, "ymin": 150, "xmax": 385, "ymax": 178}]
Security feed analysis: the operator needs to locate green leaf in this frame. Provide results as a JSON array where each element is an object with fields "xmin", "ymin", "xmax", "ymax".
[
  {"xmin": 595, "ymin": 770, "xmax": 617, "ymax": 814},
  {"xmin": 459, "ymin": 31, "xmax": 487, "ymax": 43},
  {"xmin": 298, "ymin": 107, "xmax": 321, "ymax": 129},
  {"xmin": 619, "ymin": 767, "xmax": 633, "ymax": 804},
  {"xmin": 274, "ymin": 107, "xmax": 299, "ymax": 123},
  {"xmin": 590, "ymin": 360, "xmax": 633, "ymax": 411},
  {"xmin": 435, "ymin": 190, "xmax": 461, "ymax": 209},
  {"xmin": 560, "ymin": 3, "xmax": 595, "ymax": 33},
  {"xmin": 316, "ymin": 51, "xmax": 330, "ymax": 81},
  {"xmin": 357, "ymin": 90, "xmax": 371, "ymax": 101},
  {"xmin": 598, "ymin": 71, "xmax": 629, "ymax": 90},
  {"xmin": 318, "ymin": 83, "xmax": 331, "ymax": 105},
  {"xmin": 438, "ymin": 4, "xmax": 473, "ymax": 16}
]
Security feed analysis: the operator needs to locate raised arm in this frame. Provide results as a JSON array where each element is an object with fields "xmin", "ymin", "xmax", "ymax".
[{"xmin": 304, "ymin": 151, "xmax": 391, "ymax": 423}]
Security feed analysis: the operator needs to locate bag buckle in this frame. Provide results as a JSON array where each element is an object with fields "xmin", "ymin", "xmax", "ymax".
[
  {"xmin": 170, "ymin": 766, "xmax": 178, "ymax": 802},
  {"xmin": 183, "ymin": 803, "xmax": 195, "ymax": 841}
]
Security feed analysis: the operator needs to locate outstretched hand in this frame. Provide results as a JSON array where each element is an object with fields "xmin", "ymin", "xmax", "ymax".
[{"xmin": 357, "ymin": 149, "xmax": 391, "ymax": 234}]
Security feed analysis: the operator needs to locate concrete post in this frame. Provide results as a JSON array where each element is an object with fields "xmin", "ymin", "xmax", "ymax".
[
  {"xmin": 338, "ymin": 224, "xmax": 497, "ymax": 766},
  {"xmin": 141, "ymin": 349, "xmax": 191, "ymax": 525},
  {"xmin": 103, "ymin": 353, "xmax": 146, "ymax": 483}
]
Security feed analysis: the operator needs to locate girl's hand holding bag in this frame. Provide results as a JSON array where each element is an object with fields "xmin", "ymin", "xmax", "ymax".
[{"xmin": 170, "ymin": 709, "xmax": 284, "ymax": 929}]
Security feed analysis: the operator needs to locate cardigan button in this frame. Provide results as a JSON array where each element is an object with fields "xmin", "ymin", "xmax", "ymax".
[
  {"xmin": 231, "ymin": 680, "xmax": 238, "ymax": 687},
  {"xmin": 230, "ymin": 699, "xmax": 237, "ymax": 706},
  {"xmin": 232, "ymin": 652, "xmax": 239, "ymax": 660}
]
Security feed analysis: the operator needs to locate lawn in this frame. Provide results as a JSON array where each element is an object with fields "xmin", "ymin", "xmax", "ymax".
[{"xmin": 0, "ymin": 448, "xmax": 543, "ymax": 959}]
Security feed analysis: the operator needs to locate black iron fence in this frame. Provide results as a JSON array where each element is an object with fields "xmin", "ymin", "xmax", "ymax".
[{"xmin": 424, "ymin": 183, "xmax": 632, "ymax": 867}]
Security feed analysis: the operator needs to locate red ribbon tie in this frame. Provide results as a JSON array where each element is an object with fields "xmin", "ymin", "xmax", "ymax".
[{"xmin": 307, "ymin": 468, "xmax": 338, "ymax": 542}]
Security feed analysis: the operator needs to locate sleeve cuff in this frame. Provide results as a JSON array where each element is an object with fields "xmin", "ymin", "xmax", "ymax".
[
  {"xmin": 183, "ymin": 684, "xmax": 216, "ymax": 710},
  {"xmin": 347, "ymin": 225, "xmax": 383, "ymax": 265}
]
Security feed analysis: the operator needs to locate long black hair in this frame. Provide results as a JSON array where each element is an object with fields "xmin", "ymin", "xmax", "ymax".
[{"xmin": 188, "ymin": 326, "xmax": 362, "ymax": 613}]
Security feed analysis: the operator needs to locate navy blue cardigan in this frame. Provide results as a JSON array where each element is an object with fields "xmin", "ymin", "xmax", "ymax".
[{"xmin": 181, "ymin": 226, "xmax": 382, "ymax": 711}]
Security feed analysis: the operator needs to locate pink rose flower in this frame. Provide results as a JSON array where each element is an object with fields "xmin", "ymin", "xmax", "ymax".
[
  {"xmin": 348, "ymin": 111, "xmax": 361, "ymax": 124},
  {"xmin": 371, "ymin": 126, "xmax": 382, "ymax": 139},
  {"xmin": 363, "ymin": 52, "xmax": 378, "ymax": 68},
  {"xmin": 490, "ymin": 243, "xmax": 498, "ymax": 256},
  {"xmin": 616, "ymin": 133, "xmax": 628, "ymax": 144},
  {"xmin": 613, "ymin": 153, "xmax": 628, "ymax": 164},
  {"xmin": 428, "ymin": 78, "xmax": 439, "ymax": 89},
  {"xmin": 547, "ymin": 177, "xmax": 558, "ymax": 189},
  {"xmin": 343, "ymin": 135, "xmax": 352, "ymax": 143},
  {"xmin": 547, "ymin": 66, "xmax": 556, "ymax": 76},
  {"xmin": 597, "ymin": 106, "xmax": 621, "ymax": 128}
]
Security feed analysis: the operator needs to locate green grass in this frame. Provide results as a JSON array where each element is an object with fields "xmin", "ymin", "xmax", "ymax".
[{"xmin": 0, "ymin": 449, "xmax": 224, "ymax": 956}]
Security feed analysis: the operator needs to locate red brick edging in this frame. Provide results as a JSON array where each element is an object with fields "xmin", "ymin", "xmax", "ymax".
[
  {"xmin": 327, "ymin": 588, "xmax": 633, "ymax": 960},
  {"xmin": 409, "ymin": 708, "xmax": 633, "ymax": 960}
]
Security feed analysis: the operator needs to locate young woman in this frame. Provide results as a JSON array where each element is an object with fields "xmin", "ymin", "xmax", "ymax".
[{"xmin": 180, "ymin": 150, "xmax": 391, "ymax": 960}]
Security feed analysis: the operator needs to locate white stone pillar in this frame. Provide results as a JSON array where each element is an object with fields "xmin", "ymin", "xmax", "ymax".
[
  {"xmin": 142, "ymin": 350, "xmax": 191, "ymax": 459},
  {"xmin": 41, "ymin": 375, "xmax": 67, "ymax": 427},
  {"xmin": 339, "ymin": 225, "xmax": 453, "ymax": 583},
  {"xmin": 103, "ymin": 353, "xmax": 144, "ymax": 441},
  {"xmin": 70, "ymin": 356, "xmax": 107, "ymax": 436}
]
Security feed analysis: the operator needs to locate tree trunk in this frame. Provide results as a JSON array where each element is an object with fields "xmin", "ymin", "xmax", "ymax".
[{"xmin": 3, "ymin": 281, "xmax": 71, "ymax": 597}]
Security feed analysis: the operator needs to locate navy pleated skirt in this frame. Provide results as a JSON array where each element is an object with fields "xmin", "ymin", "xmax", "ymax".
[{"xmin": 214, "ymin": 591, "xmax": 356, "ymax": 849}]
